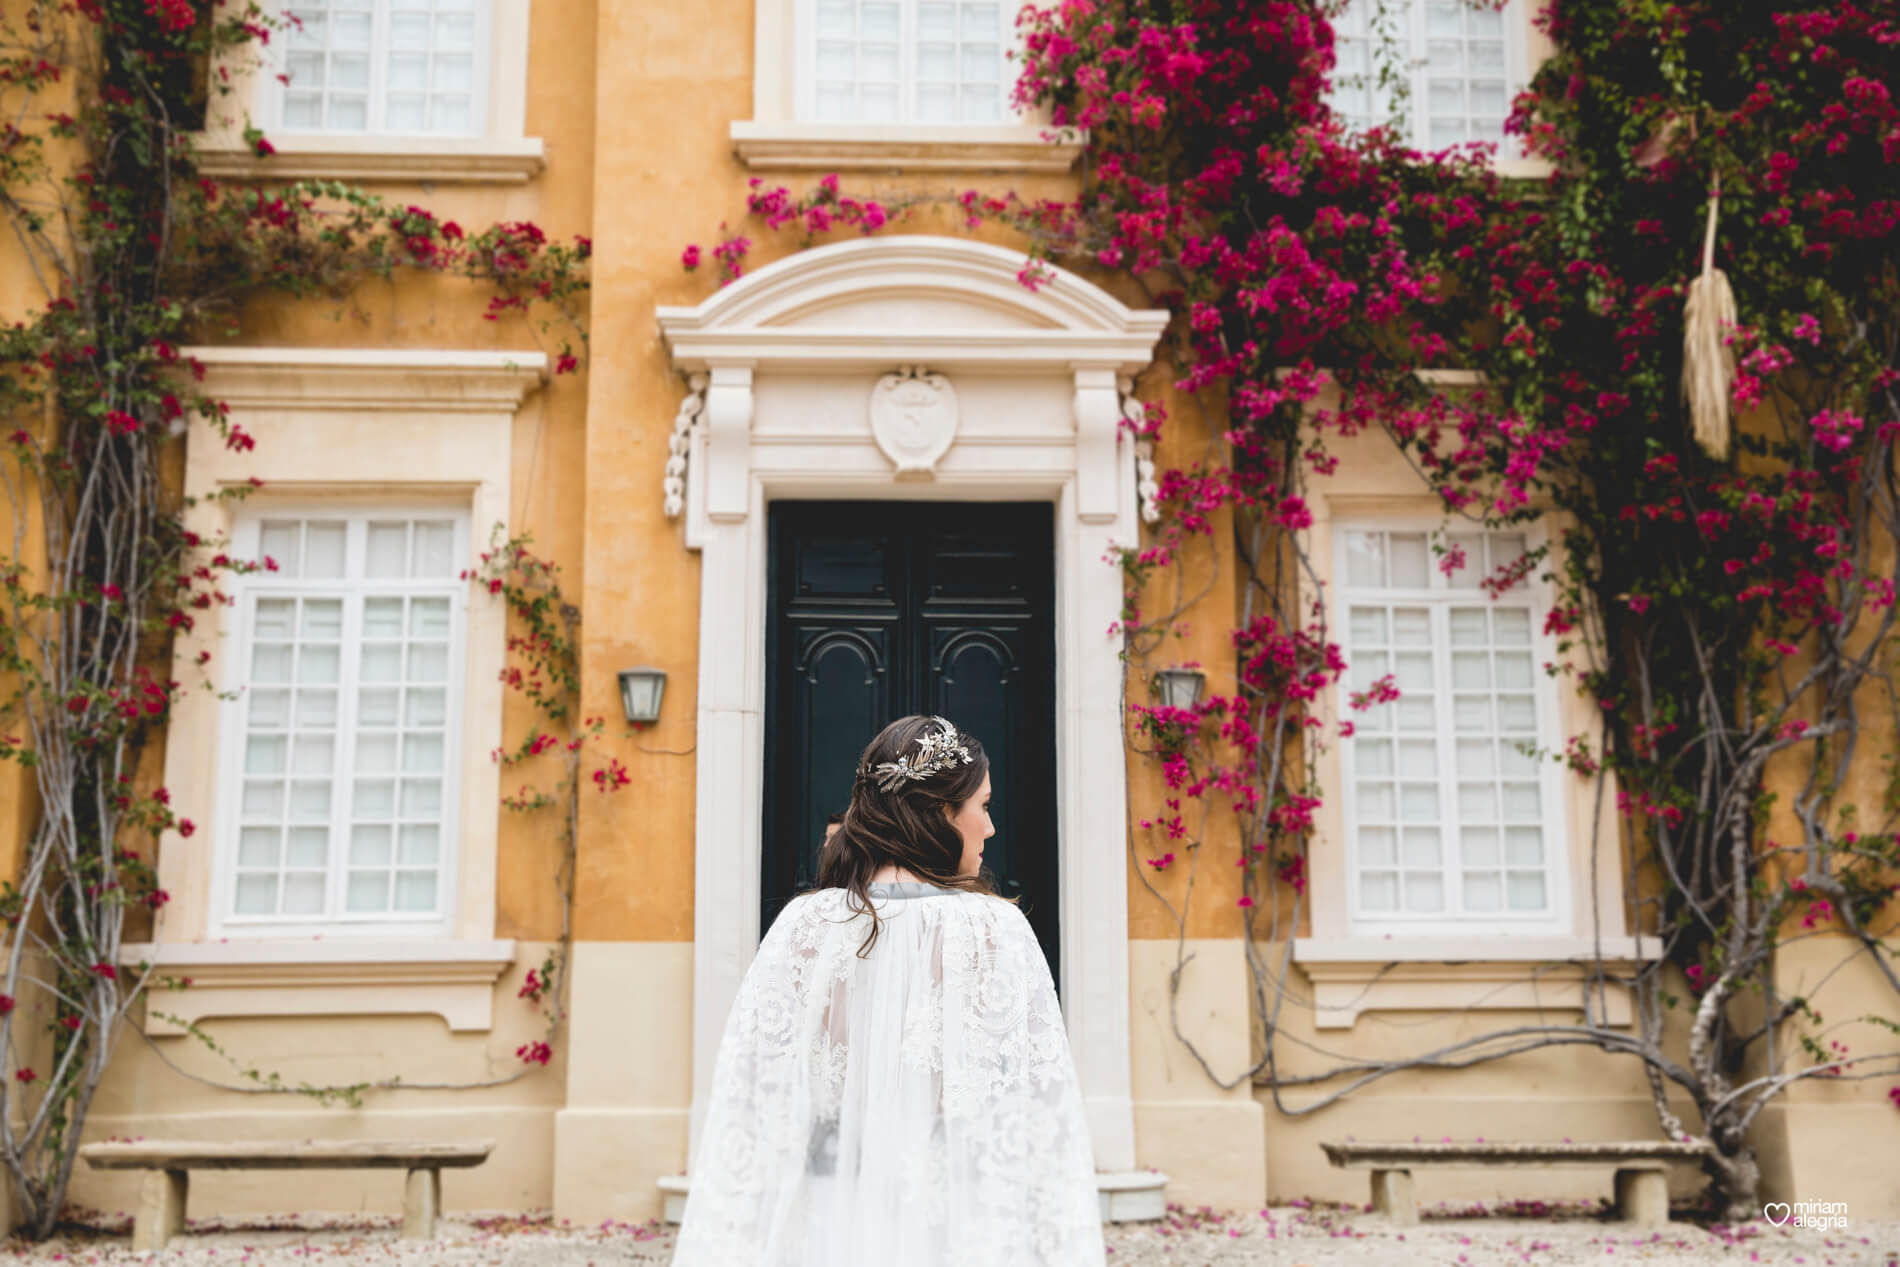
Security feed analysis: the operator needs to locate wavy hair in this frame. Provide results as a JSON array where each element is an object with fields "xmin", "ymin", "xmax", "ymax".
[{"xmin": 815, "ymin": 714, "xmax": 997, "ymax": 955}]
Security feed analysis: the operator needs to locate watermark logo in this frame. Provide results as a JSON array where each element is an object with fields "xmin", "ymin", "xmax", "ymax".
[{"xmin": 1763, "ymin": 1199, "xmax": 1849, "ymax": 1230}]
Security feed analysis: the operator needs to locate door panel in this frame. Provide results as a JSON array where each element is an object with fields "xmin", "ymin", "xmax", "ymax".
[
  {"xmin": 763, "ymin": 501, "xmax": 1059, "ymax": 985},
  {"xmin": 929, "ymin": 629, "xmax": 1017, "ymax": 888}
]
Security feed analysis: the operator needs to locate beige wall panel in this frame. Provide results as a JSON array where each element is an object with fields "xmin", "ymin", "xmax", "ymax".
[
  {"xmin": 1129, "ymin": 939, "xmax": 1266, "ymax": 1208},
  {"xmin": 95, "ymin": 944, "xmax": 567, "ymax": 1112},
  {"xmin": 1754, "ymin": 1104, "xmax": 1896, "ymax": 1214},
  {"xmin": 552, "ymin": 1107, "xmax": 688, "ymax": 1225},
  {"xmin": 554, "ymin": 942, "xmax": 693, "ymax": 1221},
  {"xmin": 1757, "ymin": 935, "xmax": 1900, "ymax": 1213},
  {"xmin": 562, "ymin": 942, "xmax": 693, "ymax": 1109},
  {"xmin": 72, "ymin": 944, "xmax": 566, "ymax": 1214}
]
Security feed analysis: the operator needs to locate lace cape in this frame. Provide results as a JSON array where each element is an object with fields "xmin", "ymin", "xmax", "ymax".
[{"xmin": 672, "ymin": 884, "xmax": 1106, "ymax": 1267}]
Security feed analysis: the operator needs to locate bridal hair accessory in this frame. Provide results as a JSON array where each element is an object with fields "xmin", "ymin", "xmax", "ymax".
[{"xmin": 860, "ymin": 716, "xmax": 973, "ymax": 793}]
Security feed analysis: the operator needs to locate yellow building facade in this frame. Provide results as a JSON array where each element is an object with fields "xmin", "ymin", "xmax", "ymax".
[{"xmin": 2, "ymin": 0, "xmax": 1893, "ymax": 1231}]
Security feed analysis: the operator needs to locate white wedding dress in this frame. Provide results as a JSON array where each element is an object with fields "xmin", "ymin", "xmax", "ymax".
[{"xmin": 672, "ymin": 881, "xmax": 1106, "ymax": 1267}]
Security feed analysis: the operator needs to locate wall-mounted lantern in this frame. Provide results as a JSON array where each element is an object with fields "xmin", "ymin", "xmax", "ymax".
[
  {"xmin": 1153, "ymin": 666, "xmax": 1206, "ymax": 711},
  {"xmin": 617, "ymin": 667, "xmax": 668, "ymax": 725}
]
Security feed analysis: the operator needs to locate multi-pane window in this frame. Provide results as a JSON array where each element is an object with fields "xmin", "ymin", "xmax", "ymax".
[
  {"xmin": 1339, "ymin": 526, "xmax": 1561, "ymax": 931},
  {"xmin": 1328, "ymin": 0, "xmax": 1520, "ymax": 153},
  {"xmin": 280, "ymin": 0, "xmax": 486, "ymax": 135},
  {"xmin": 223, "ymin": 512, "xmax": 465, "ymax": 933},
  {"xmin": 806, "ymin": 0, "xmax": 1006, "ymax": 124}
]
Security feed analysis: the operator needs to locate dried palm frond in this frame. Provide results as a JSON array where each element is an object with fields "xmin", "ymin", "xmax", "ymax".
[{"xmin": 1682, "ymin": 178, "xmax": 1736, "ymax": 462}]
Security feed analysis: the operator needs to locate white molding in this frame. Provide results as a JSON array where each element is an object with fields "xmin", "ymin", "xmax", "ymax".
[
  {"xmin": 1299, "ymin": 479, "xmax": 1632, "ymax": 955},
  {"xmin": 123, "ymin": 939, "xmax": 518, "ymax": 1035},
  {"xmin": 1121, "ymin": 377, "xmax": 1160, "ymax": 524},
  {"xmin": 1294, "ymin": 934, "xmax": 1653, "ymax": 962},
  {"xmin": 209, "ymin": 509, "xmax": 472, "ymax": 942},
  {"xmin": 1331, "ymin": 518, "xmax": 1572, "ymax": 938},
  {"xmin": 657, "ymin": 235, "xmax": 1169, "ymax": 1181},
  {"xmin": 1292, "ymin": 935, "xmax": 1660, "ymax": 1030},
  {"xmin": 1097, "ymin": 1170, "xmax": 1170, "ymax": 1222},
  {"xmin": 660, "ymin": 328, "xmax": 1162, "ymax": 371},
  {"xmin": 189, "ymin": 134, "xmax": 547, "ymax": 184},
  {"xmin": 159, "ymin": 347, "xmax": 528, "ymax": 951},
  {"xmin": 730, "ymin": 121, "xmax": 1082, "ymax": 172},
  {"xmin": 202, "ymin": 0, "xmax": 536, "ymax": 172},
  {"xmin": 658, "ymin": 236, "xmax": 1169, "ymax": 374},
  {"xmin": 746, "ymin": 0, "xmax": 1072, "ymax": 171},
  {"xmin": 180, "ymin": 347, "xmax": 549, "ymax": 412},
  {"xmin": 1332, "ymin": 0, "xmax": 1535, "ymax": 161},
  {"xmin": 1494, "ymin": 157, "xmax": 1556, "ymax": 181},
  {"xmin": 662, "ymin": 375, "xmax": 708, "ymax": 519}
]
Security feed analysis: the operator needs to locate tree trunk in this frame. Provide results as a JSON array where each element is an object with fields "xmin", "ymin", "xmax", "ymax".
[{"xmin": 1705, "ymin": 1144, "xmax": 1761, "ymax": 1225}]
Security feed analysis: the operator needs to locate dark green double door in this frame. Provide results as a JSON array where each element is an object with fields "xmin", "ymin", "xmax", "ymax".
[{"xmin": 762, "ymin": 501, "xmax": 1060, "ymax": 982}]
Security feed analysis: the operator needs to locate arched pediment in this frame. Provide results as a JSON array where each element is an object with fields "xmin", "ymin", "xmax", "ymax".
[{"xmin": 657, "ymin": 235, "xmax": 1170, "ymax": 371}]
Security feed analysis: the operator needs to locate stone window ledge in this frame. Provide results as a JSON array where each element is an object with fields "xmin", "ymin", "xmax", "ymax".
[
  {"xmin": 730, "ymin": 121, "xmax": 1083, "ymax": 172},
  {"xmin": 122, "ymin": 939, "xmax": 518, "ymax": 1036},
  {"xmin": 181, "ymin": 346, "xmax": 549, "ymax": 414},
  {"xmin": 1292, "ymin": 935, "xmax": 1658, "ymax": 1030},
  {"xmin": 1494, "ymin": 156, "xmax": 1556, "ymax": 181},
  {"xmin": 188, "ymin": 134, "xmax": 547, "ymax": 185}
]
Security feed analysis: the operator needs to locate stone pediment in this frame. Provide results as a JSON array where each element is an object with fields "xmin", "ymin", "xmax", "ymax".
[{"xmin": 657, "ymin": 236, "xmax": 1168, "ymax": 372}]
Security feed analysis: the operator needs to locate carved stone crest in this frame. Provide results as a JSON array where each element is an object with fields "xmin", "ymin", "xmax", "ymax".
[{"xmin": 870, "ymin": 366, "xmax": 958, "ymax": 477}]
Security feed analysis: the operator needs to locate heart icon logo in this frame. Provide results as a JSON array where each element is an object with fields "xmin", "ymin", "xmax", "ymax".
[{"xmin": 1763, "ymin": 1202, "xmax": 1793, "ymax": 1225}]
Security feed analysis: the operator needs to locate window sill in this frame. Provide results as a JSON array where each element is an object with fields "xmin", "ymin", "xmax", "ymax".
[
  {"xmin": 182, "ymin": 346, "xmax": 549, "ymax": 413},
  {"xmin": 189, "ymin": 134, "xmax": 547, "ymax": 184},
  {"xmin": 121, "ymin": 938, "xmax": 518, "ymax": 1036},
  {"xmin": 1493, "ymin": 156, "xmax": 1555, "ymax": 181},
  {"xmin": 730, "ymin": 121, "xmax": 1083, "ymax": 172},
  {"xmin": 1291, "ymin": 934, "xmax": 1657, "ymax": 1030}
]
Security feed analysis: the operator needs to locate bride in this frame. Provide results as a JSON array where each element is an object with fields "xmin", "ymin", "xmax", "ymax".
[{"xmin": 672, "ymin": 715, "xmax": 1105, "ymax": 1266}]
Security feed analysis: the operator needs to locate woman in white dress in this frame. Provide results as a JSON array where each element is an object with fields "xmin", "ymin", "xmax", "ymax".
[{"xmin": 673, "ymin": 715, "xmax": 1106, "ymax": 1267}]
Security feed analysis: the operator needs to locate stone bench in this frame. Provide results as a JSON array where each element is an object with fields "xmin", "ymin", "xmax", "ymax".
[
  {"xmin": 78, "ymin": 1138, "xmax": 495, "ymax": 1251},
  {"xmin": 1320, "ymin": 1139, "xmax": 1710, "ymax": 1228}
]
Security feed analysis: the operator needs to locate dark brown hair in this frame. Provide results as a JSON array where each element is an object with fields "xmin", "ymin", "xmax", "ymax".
[{"xmin": 815, "ymin": 715, "xmax": 996, "ymax": 955}]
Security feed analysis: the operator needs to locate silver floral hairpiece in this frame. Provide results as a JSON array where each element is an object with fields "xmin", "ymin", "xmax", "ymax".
[{"xmin": 859, "ymin": 716, "xmax": 973, "ymax": 793}]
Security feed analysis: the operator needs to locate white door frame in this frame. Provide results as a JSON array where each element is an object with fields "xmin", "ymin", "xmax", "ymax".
[{"xmin": 657, "ymin": 236, "xmax": 1168, "ymax": 1174}]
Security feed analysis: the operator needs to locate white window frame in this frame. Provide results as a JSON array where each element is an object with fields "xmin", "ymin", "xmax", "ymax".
[
  {"xmin": 735, "ymin": 0, "xmax": 1080, "ymax": 172},
  {"xmin": 268, "ymin": 0, "xmax": 495, "ymax": 139},
  {"xmin": 792, "ymin": 0, "xmax": 1013, "ymax": 127},
  {"xmin": 212, "ymin": 504, "xmax": 471, "ymax": 940},
  {"xmin": 1329, "ymin": 0, "xmax": 1532, "ymax": 161},
  {"xmin": 192, "ymin": 0, "xmax": 541, "ymax": 183},
  {"xmin": 1333, "ymin": 518, "xmax": 1571, "ymax": 938}
]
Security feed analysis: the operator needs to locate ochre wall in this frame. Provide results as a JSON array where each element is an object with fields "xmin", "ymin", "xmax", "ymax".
[
  {"xmin": 1, "ymin": 0, "xmax": 604, "ymax": 1218},
  {"xmin": 9, "ymin": 0, "xmax": 1896, "ymax": 1229}
]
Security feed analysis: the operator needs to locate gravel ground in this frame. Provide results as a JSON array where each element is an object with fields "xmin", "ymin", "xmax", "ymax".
[{"xmin": 4, "ymin": 1203, "xmax": 1893, "ymax": 1265}]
